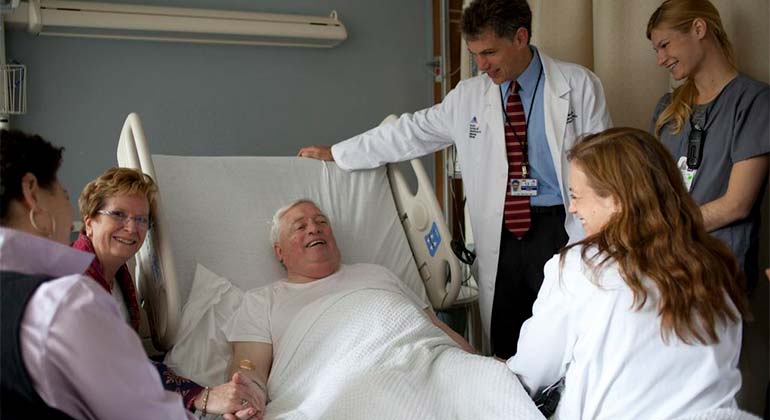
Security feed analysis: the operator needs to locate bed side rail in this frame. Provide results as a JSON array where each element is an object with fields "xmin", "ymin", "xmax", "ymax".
[
  {"xmin": 116, "ymin": 112, "xmax": 181, "ymax": 350},
  {"xmin": 382, "ymin": 115, "xmax": 462, "ymax": 309}
]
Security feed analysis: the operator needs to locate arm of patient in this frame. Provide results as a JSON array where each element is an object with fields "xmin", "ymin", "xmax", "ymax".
[
  {"xmin": 229, "ymin": 342, "xmax": 273, "ymax": 417},
  {"xmin": 424, "ymin": 309, "xmax": 476, "ymax": 353}
]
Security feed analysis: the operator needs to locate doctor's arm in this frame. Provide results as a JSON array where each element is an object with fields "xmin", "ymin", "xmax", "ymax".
[
  {"xmin": 700, "ymin": 154, "xmax": 769, "ymax": 232},
  {"xmin": 300, "ymin": 85, "xmax": 462, "ymax": 170}
]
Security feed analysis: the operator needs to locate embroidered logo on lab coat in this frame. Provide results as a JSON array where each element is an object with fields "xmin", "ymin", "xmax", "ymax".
[
  {"xmin": 469, "ymin": 116, "xmax": 481, "ymax": 139},
  {"xmin": 566, "ymin": 109, "xmax": 577, "ymax": 124}
]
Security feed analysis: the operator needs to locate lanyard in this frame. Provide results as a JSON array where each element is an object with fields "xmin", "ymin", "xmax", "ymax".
[
  {"xmin": 686, "ymin": 83, "xmax": 728, "ymax": 170},
  {"xmin": 500, "ymin": 66, "xmax": 543, "ymax": 178}
]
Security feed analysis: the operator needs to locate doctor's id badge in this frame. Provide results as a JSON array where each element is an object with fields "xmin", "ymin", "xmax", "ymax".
[
  {"xmin": 677, "ymin": 156, "xmax": 697, "ymax": 191},
  {"xmin": 510, "ymin": 178, "xmax": 538, "ymax": 196}
]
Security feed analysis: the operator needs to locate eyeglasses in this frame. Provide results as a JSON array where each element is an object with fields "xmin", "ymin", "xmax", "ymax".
[{"xmin": 96, "ymin": 210, "xmax": 152, "ymax": 230}]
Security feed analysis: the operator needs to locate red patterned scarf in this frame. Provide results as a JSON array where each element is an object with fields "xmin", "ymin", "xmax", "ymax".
[{"xmin": 71, "ymin": 232, "xmax": 142, "ymax": 332}]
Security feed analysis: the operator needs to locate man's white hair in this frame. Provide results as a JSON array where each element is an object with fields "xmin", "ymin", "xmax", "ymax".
[{"xmin": 270, "ymin": 198, "xmax": 324, "ymax": 244}]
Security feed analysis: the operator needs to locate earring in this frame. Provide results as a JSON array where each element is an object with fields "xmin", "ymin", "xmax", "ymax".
[
  {"xmin": 29, "ymin": 208, "xmax": 56, "ymax": 239},
  {"xmin": 29, "ymin": 208, "xmax": 43, "ymax": 232},
  {"xmin": 49, "ymin": 216, "xmax": 57, "ymax": 239}
]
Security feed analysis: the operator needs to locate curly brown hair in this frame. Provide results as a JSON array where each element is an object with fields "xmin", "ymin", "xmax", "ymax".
[
  {"xmin": 563, "ymin": 127, "xmax": 749, "ymax": 345},
  {"xmin": 78, "ymin": 167, "xmax": 157, "ymax": 232}
]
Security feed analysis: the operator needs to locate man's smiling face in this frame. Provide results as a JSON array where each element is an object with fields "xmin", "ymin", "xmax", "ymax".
[
  {"xmin": 466, "ymin": 28, "xmax": 531, "ymax": 85},
  {"xmin": 274, "ymin": 202, "xmax": 341, "ymax": 282}
]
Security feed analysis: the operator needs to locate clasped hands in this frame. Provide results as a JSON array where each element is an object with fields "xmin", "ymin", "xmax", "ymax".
[{"xmin": 193, "ymin": 372, "xmax": 267, "ymax": 420}]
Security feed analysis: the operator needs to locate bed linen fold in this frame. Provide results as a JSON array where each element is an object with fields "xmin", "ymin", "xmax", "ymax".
[{"xmin": 265, "ymin": 288, "xmax": 543, "ymax": 420}]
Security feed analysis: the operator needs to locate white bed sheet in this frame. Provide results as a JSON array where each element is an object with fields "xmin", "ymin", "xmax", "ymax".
[
  {"xmin": 264, "ymin": 287, "xmax": 543, "ymax": 420},
  {"xmin": 150, "ymin": 155, "xmax": 425, "ymax": 306}
]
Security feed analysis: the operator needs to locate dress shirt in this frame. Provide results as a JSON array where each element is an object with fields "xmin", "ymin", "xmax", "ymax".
[
  {"xmin": 0, "ymin": 227, "xmax": 193, "ymax": 420},
  {"xmin": 500, "ymin": 46, "xmax": 562, "ymax": 207}
]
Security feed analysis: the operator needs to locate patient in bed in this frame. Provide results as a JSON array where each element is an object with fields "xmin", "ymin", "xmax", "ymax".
[{"xmin": 224, "ymin": 199, "xmax": 539, "ymax": 420}]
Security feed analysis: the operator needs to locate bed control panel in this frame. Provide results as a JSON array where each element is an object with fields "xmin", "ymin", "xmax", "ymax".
[{"xmin": 424, "ymin": 222, "xmax": 441, "ymax": 257}]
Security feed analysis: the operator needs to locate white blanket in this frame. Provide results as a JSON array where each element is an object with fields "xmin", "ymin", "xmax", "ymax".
[
  {"xmin": 265, "ymin": 288, "xmax": 544, "ymax": 420},
  {"xmin": 672, "ymin": 408, "xmax": 762, "ymax": 420}
]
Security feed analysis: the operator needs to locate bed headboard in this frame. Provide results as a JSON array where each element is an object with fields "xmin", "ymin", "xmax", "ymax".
[{"xmin": 117, "ymin": 113, "xmax": 431, "ymax": 350}]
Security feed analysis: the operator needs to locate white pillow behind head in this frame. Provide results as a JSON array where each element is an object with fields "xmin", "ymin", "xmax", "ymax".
[{"xmin": 164, "ymin": 263, "xmax": 243, "ymax": 387}]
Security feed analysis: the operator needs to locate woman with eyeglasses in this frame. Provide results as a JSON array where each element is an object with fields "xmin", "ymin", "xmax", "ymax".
[
  {"xmin": 647, "ymin": 0, "xmax": 769, "ymax": 292},
  {"xmin": 72, "ymin": 167, "xmax": 262, "ymax": 418},
  {"xmin": 0, "ymin": 130, "xmax": 194, "ymax": 419}
]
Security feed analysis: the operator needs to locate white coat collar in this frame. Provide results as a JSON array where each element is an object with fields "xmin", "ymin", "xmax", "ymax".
[
  {"xmin": 480, "ymin": 48, "xmax": 570, "ymax": 100},
  {"xmin": 540, "ymin": 51, "xmax": 570, "ymax": 98}
]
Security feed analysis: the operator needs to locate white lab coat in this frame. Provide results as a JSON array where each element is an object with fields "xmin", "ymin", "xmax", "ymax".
[
  {"xmin": 332, "ymin": 51, "xmax": 612, "ymax": 347},
  {"xmin": 508, "ymin": 246, "xmax": 742, "ymax": 419}
]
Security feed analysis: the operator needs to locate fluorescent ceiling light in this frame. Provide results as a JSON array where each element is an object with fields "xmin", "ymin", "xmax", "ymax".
[{"xmin": 5, "ymin": 0, "xmax": 348, "ymax": 48}]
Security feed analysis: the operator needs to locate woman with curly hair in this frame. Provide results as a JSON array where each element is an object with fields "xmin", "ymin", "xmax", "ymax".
[{"xmin": 507, "ymin": 128, "xmax": 748, "ymax": 419}]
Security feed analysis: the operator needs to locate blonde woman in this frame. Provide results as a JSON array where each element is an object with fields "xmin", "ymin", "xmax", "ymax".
[
  {"xmin": 507, "ymin": 128, "xmax": 749, "ymax": 419},
  {"xmin": 73, "ymin": 167, "xmax": 261, "ymax": 419},
  {"xmin": 647, "ymin": 0, "xmax": 769, "ymax": 291}
]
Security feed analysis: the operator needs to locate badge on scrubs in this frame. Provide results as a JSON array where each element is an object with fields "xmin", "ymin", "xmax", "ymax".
[
  {"xmin": 510, "ymin": 178, "xmax": 538, "ymax": 196},
  {"xmin": 677, "ymin": 156, "xmax": 697, "ymax": 191}
]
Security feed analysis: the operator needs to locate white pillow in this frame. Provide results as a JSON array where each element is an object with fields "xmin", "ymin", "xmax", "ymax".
[{"xmin": 164, "ymin": 263, "xmax": 243, "ymax": 387}]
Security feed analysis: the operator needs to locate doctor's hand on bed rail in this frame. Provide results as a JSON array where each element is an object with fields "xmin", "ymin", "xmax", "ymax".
[
  {"xmin": 195, "ymin": 372, "xmax": 265, "ymax": 420},
  {"xmin": 297, "ymin": 145, "xmax": 334, "ymax": 161}
]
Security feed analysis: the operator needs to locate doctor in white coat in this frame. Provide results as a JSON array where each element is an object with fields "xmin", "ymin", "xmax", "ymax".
[{"xmin": 300, "ymin": 0, "xmax": 611, "ymax": 355}]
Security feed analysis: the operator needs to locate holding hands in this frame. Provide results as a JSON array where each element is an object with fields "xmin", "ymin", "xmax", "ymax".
[{"xmin": 194, "ymin": 372, "xmax": 266, "ymax": 420}]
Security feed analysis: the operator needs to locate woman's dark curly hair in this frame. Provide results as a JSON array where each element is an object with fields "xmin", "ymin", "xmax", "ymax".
[{"xmin": 0, "ymin": 129, "xmax": 64, "ymax": 223}]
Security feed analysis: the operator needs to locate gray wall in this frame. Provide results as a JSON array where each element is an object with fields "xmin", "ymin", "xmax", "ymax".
[{"xmin": 5, "ymin": 0, "xmax": 436, "ymax": 210}]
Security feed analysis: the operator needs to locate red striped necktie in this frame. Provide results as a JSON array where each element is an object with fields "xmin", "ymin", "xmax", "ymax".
[{"xmin": 503, "ymin": 81, "xmax": 531, "ymax": 239}]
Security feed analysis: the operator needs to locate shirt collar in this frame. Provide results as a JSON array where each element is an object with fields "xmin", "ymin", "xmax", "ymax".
[
  {"xmin": 501, "ymin": 46, "xmax": 542, "ymax": 96},
  {"xmin": 0, "ymin": 227, "xmax": 93, "ymax": 278}
]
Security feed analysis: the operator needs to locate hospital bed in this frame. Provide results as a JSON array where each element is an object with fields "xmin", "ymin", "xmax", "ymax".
[
  {"xmin": 116, "ymin": 112, "xmax": 544, "ymax": 419},
  {"xmin": 116, "ymin": 112, "xmax": 463, "ymax": 352}
]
